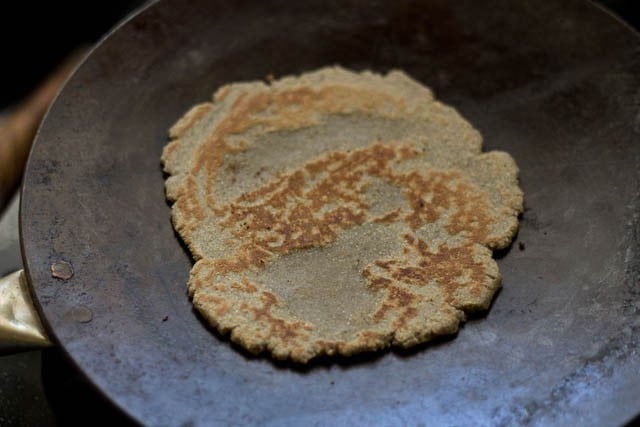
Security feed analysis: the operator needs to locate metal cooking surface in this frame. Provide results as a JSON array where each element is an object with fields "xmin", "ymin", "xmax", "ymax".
[{"xmin": 20, "ymin": 0, "xmax": 640, "ymax": 425}]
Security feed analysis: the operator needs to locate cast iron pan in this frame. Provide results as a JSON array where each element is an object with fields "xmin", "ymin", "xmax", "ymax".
[{"xmin": 20, "ymin": 0, "xmax": 640, "ymax": 425}]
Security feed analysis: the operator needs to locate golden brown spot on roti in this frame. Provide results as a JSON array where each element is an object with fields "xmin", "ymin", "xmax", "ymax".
[
  {"xmin": 167, "ymin": 103, "xmax": 213, "ymax": 142},
  {"xmin": 214, "ymin": 85, "xmax": 232, "ymax": 102},
  {"xmin": 364, "ymin": 234, "xmax": 486, "ymax": 307},
  {"xmin": 358, "ymin": 330, "xmax": 385, "ymax": 344},
  {"xmin": 447, "ymin": 180, "xmax": 492, "ymax": 242},
  {"xmin": 249, "ymin": 291, "xmax": 313, "ymax": 343},
  {"xmin": 173, "ymin": 174, "xmax": 206, "ymax": 223},
  {"xmin": 162, "ymin": 139, "xmax": 181, "ymax": 158},
  {"xmin": 372, "ymin": 286, "xmax": 420, "ymax": 328},
  {"xmin": 202, "ymin": 245, "xmax": 273, "ymax": 276},
  {"xmin": 230, "ymin": 278, "xmax": 258, "ymax": 293},
  {"xmin": 197, "ymin": 293, "xmax": 231, "ymax": 317},
  {"xmin": 372, "ymin": 208, "xmax": 401, "ymax": 223}
]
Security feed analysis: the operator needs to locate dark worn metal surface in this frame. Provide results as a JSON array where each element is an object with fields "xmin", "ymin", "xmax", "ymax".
[{"xmin": 19, "ymin": 0, "xmax": 640, "ymax": 425}]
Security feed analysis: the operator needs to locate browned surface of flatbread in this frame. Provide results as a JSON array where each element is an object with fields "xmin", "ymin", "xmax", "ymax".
[{"xmin": 161, "ymin": 67, "xmax": 523, "ymax": 363}]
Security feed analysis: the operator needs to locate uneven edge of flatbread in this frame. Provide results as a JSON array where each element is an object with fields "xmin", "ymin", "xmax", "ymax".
[{"xmin": 161, "ymin": 66, "xmax": 524, "ymax": 363}]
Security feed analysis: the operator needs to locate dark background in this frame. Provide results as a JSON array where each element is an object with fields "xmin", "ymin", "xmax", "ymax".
[
  {"xmin": 0, "ymin": 1, "xmax": 638, "ymax": 426},
  {"xmin": 0, "ymin": 1, "xmax": 638, "ymax": 109},
  {"xmin": 0, "ymin": 1, "xmax": 146, "ymax": 108}
]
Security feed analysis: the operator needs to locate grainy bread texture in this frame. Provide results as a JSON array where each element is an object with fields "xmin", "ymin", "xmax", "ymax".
[{"xmin": 161, "ymin": 67, "xmax": 523, "ymax": 363}]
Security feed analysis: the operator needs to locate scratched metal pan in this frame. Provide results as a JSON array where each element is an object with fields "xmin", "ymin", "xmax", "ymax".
[{"xmin": 18, "ymin": 0, "xmax": 640, "ymax": 425}]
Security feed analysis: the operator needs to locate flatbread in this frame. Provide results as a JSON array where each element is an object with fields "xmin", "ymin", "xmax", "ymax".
[{"xmin": 161, "ymin": 67, "xmax": 523, "ymax": 363}]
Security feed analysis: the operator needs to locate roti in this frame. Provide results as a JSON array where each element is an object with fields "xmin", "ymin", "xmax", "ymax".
[{"xmin": 161, "ymin": 67, "xmax": 523, "ymax": 363}]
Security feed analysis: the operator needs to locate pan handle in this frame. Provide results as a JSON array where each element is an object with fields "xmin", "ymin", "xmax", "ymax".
[
  {"xmin": 0, "ymin": 50, "xmax": 88, "ymax": 353},
  {"xmin": 0, "ymin": 270, "xmax": 52, "ymax": 353}
]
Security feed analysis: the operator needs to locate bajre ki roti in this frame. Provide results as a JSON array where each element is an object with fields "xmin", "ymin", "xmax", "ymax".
[{"xmin": 161, "ymin": 67, "xmax": 523, "ymax": 363}]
